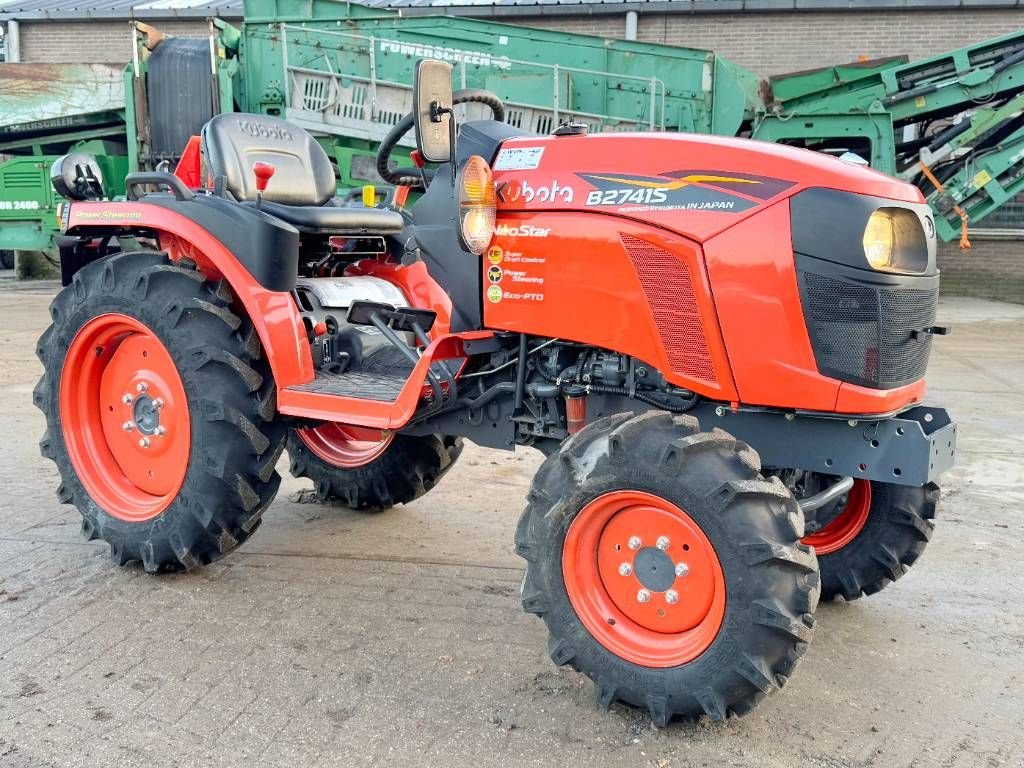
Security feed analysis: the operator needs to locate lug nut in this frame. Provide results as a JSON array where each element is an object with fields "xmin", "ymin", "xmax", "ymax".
[
  {"xmin": 153, "ymin": 398, "xmax": 164, "ymax": 410},
  {"xmin": 138, "ymin": 437, "xmax": 151, "ymax": 448},
  {"xmin": 656, "ymin": 536, "xmax": 670, "ymax": 550},
  {"xmin": 122, "ymin": 421, "xmax": 134, "ymax": 432},
  {"xmin": 675, "ymin": 562, "xmax": 690, "ymax": 577},
  {"xmin": 637, "ymin": 589, "xmax": 650, "ymax": 603},
  {"xmin": 618, "ymin": 562, "xmax": 632, "ymax": 576},
  {"xmin": 137, "ymin": 382, "xmax": 148, "ymax": 393},
  {"xmin": 627, "ymin": 536, "xmax": 642, "ymax": 550},
  {"xmin": 122, "ymin": 394, "xmax": 133, "ymax": 405},
  {"xmin": 665, "ymin": 589, "xmax": 679, "ymax": 604},
  {"xmin": 155, "ymin": 426, "xmax": 167, "ymax": 437}
]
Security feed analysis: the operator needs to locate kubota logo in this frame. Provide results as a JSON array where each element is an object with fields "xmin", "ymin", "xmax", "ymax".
[{"xmin": 236, "ymin": 120, "xmax": 293, "ymax": 141}]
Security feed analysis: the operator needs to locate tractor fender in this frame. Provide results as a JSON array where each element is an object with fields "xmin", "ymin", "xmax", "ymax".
[{"xmin": 66, "ymin": 199, "xmax": 315, "ymax": 389}]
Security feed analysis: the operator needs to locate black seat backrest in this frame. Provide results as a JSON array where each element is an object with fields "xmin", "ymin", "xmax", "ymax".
[{"xmin": 201, "ymin": 113, "xmax": 336, "ymax": 206}]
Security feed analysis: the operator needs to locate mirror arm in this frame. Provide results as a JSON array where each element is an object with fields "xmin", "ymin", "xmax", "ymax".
[{"xmin": 429, "ymin": 101, "xmax": 459, "ymax": 186}]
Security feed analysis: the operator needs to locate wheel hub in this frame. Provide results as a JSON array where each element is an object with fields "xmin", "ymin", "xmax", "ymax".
[
  {"xmin": 595, "ymin": 504, "xmax": 717, "ymax": 634},
  {"xmin": 59, "ymin": 313, "xmax": 190, "ymax": 522},
  {"xmin": 562, "ymin": 490, "xmax": 726, "ymax": 667},
  {"xmin": 131, "ymin": 394, "xmax": 161, "ymax": 435},
  {"xmin": 632, "ymin": 547, "xmax": 675, "ymax": 592}
]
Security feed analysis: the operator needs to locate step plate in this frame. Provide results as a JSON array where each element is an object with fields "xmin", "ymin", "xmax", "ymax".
[{"xmin": 287, "ymin": 369, "xmax": 406, "ymax": 402}]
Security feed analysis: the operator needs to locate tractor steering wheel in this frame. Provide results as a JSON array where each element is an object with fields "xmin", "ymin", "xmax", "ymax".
[{"xmin": 375, "ymin": 89, "xmax": 506, "ymax": 189}]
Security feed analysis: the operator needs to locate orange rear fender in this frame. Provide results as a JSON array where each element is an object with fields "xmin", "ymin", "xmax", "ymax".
[{"xmin": 67, "ymin": 201, "xmax": 315, "ymax": 389}]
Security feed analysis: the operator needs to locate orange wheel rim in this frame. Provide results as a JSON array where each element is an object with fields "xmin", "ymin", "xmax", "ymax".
[
  {"xmin": 297, "ymin": 423, "xmax": 393, "ymax": 468},
  {"xmin": 562, "ymin": 490, "xmax": 726, "ymax": 668},
  {"xmin": 801, "ymin": 478, "xmax": 872, "ymax": 555},
  {"xmin": 59, "ymin": 313, "xmax": 190, "ymax": 522}
]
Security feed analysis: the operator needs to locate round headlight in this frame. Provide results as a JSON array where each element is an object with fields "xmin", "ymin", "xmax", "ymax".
[
  {"xmin": 862, "ymin": 208, "xmax": 929, "ymax": 274},
  {"xmin": 458, "ymin": 155, "xmax": 496, "ymax": 255}
]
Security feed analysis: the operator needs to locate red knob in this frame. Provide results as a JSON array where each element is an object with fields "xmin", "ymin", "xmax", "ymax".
[
  {"xmin": 252, "ymin": 161, "xmax": 276, "ymax": 193},
  {"xmin": 312, "ymin": 321, "xmax": 328, "ymax": 338}
]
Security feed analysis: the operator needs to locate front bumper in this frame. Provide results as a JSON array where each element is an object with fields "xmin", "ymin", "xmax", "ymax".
[{"xmin": 691, "ymin": 403, "xmax": 956, "ymax": 487}]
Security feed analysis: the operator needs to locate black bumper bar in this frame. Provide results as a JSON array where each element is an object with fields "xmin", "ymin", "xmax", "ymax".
[{"xmin": 689, "ymin": 403, "xmax": 956, "ymax": 487}]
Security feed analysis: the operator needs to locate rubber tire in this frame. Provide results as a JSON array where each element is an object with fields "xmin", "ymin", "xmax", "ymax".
[
  {"xmin": 34, "ymin": 251, "xmax": 285, "ymax": 572},
  {"xmin": 817, "ymin": 481, "xmax": 939, "ymax": 601},
  {"xmin": 287, "ymin": 431, "xmax": 463, "ymax": 512},
  {"xmin": 516, "ymin": 411, "xmax": 821, "ymax": 725}
]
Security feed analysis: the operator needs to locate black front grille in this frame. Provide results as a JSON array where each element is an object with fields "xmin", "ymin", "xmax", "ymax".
[{"xmin": 799, "ymin": 268, "xmax": 938, "ymax": 390}]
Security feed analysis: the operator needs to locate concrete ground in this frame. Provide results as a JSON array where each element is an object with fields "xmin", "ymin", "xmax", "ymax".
[{"xmin": 1, "ymin": 280, "xmax": 1022, "ymax": 768}]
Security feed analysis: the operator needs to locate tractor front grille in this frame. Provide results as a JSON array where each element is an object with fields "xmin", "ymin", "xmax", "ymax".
[{"xmin": 798, "ymin": 265, "xmax": 938, "ymax": 390}]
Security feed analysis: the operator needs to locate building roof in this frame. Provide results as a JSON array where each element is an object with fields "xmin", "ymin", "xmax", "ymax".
[
  {"xmin": 0, "ymin": 0, "xmax": 242, "ymax": 20},
  {"xmin": 1, "ymin": 0, "xmax": 1020, "ymax": 21}
]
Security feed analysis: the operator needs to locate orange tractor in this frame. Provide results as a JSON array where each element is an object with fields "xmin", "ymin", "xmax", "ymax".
[{"xmin": 36, "ymin": 61, "xmax": 955, "ymax": 723}]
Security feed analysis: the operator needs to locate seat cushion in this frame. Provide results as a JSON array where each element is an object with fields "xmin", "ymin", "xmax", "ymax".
[
  {"xmin": 201, "ymin": 113, "xmax": 336, "ymax": 206},
  {"xmin": 252, "ymin": 200, "xmax": 405, "ymax": 234}
]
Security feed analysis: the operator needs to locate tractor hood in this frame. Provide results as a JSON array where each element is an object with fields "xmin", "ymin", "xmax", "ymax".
[{"xmin": 490, "ymin": 132, "xmax": 922, "ymax": 243}]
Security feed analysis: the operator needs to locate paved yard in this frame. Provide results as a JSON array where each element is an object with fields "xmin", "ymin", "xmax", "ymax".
[{"xmin": 1, "ymin": 279, "xmax": 1022, "ymax": 767}]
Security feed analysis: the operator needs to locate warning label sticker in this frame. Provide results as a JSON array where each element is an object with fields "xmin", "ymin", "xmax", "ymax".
[{"xmin": 493, "ymin": 146, "xmax": 545, "ymax": 171}]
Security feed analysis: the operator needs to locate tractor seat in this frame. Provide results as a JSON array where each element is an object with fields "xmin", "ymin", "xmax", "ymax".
[{"xmin": 200, "ymin": 113, "xmax": 403, "ymax": 235}]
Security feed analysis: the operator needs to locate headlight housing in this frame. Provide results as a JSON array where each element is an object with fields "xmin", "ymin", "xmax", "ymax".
[
  {"xmin": 457, "ymin": 155, "xmax": 496, "ymax": 255},
  {"xmin": 862, "ymin": 208, "xmax": 929, "ymax": 274}
]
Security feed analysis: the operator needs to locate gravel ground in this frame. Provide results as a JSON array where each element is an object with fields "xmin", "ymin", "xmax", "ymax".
[{"xmin": 1, "ymin": 280, "xmax": 1022, "ymax": 768}]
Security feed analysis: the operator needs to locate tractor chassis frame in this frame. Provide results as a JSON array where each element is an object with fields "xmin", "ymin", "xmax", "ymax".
[{"xmin": 406, "ymin": 393, "xmax": 955, "ymax": 488}]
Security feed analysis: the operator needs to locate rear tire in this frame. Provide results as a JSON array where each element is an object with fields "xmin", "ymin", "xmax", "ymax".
[
  {"xmin": 34, "ymin": 252, "xmax": 285, "ymax": 572},
  {"xmin": 516, "ymin": 411, "xmax": 820, "ymax": 725},
  {"xmin": 287, "ymin": 428, "xmax": 462, "ymax": 512}
]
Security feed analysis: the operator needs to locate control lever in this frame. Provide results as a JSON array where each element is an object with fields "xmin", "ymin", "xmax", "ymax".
[{"xmin": 252, "ymin": 162, "xmax": 276, "ymax": 211}]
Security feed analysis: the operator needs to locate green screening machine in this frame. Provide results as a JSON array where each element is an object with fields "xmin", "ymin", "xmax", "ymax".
[{"xmin": 1, "ymin": 0, "xmax": 1023, "ymax": 261}]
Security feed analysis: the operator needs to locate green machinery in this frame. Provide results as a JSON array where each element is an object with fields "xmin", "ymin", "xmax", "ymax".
[
  {"xmin": 0, "ymin": 64, "xmax": 130, "ymax": 255},
  {"xmin": 1, "ymin": 0, "xmax": 1022, "ymax": 260}
]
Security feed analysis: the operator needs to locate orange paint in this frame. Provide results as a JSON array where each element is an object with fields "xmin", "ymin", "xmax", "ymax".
[
  {"xmin": 484, "ymin": 211, "xmax": 737, "ymax": 399},
  {"xmin": 60, "ymin": 313, "xmax": 190, "ymax": 522},
  {"xmin": 562, "ymin": 490, "xmax": 726, "ymax": 667}
]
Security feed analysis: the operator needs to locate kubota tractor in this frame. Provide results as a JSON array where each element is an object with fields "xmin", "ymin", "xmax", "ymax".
[{"xmin": 36, "ymin": 61, "xmax": 956, "ymax": 724}]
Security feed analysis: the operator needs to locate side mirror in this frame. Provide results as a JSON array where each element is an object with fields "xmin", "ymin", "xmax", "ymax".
[{"xmin": 413, "ymin": 59, "xmax": 454, "ymax": 164}]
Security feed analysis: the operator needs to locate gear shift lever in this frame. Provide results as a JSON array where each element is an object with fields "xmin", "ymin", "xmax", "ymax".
[{"xmin": 252, "ymin": 162, "xmax": 275, "ymax": 211}]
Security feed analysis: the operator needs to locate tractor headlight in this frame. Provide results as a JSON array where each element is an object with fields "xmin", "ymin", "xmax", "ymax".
[
  {"xmin": 458, "ymin": 155, "xmax": 496, "ymax": 255},
  {"xmin": 862, "ymin": 208, "xmax": 929, "ymax": 274}
]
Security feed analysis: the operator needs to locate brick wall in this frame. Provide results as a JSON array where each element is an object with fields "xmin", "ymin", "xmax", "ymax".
[
  {"xmin": 18, "ymin": 20, "xmax": 217, "ymax": 64},
  {"xmin": 15, "ymin": 8, "xmax": 1024, "ymax": 301},
  {"xmin": 937, "ymin": 239, "xmax": 1024, "ymax": 304}
]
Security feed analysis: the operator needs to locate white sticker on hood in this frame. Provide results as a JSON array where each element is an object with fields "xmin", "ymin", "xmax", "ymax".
[{"xmin": 494, "ymin": 146, "xmax": 545, "ymax": 171}]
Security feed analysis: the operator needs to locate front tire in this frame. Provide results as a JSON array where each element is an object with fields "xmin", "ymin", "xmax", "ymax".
[
  {"xmin": 516, "ymin": 411, "xmax": 820, "ymax": 725},
  {"xmin": 800, "ymin": 478, "xmax": 938, "ymax": 601},
  {"xmin": 34, "ymin": 252, "xmax": 285, "ymax": 572}
]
